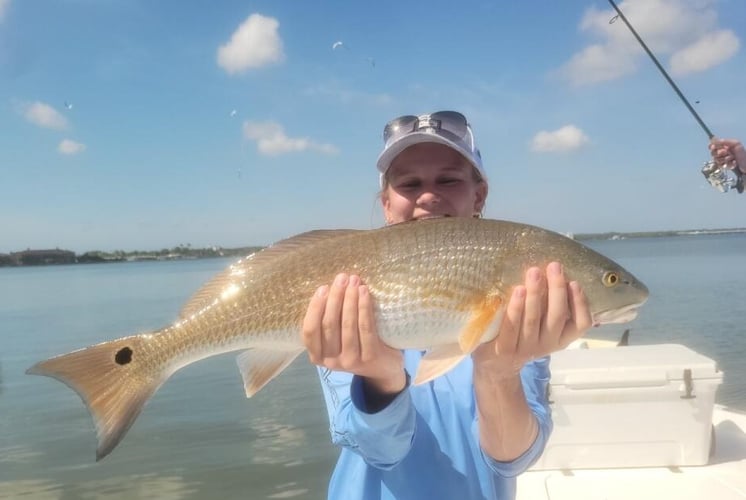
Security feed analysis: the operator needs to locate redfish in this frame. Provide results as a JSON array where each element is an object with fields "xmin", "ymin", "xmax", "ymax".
[{"xmin": 27, "ymin": 218, "xmax": 648, "ymax": 460}]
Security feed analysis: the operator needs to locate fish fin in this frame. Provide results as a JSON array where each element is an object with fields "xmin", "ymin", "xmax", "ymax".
[
  {"xmin": 180, "ymin": 229, "xmax": 361, "ymax": 320},
  {"xmin": 26, "ymin": 334, "xmax": 163, "ymax": 461},
  {"xmin": 618, "ymin": 329, "xmax": 630, "ymax": 346},
  {"xmin": 457, "ymin": 295, "xmax": 504, "ymax": 354},
  {"xmin": 414, "ymin": 343, "xmax": 467, "ymax": 385},
  {"xmin": 236, "ymin": 349, "xmax": 304, "ymax": 398},
  {"xmin": 179, "ymin": 264, "xmax": 246, "ymax": 319}
]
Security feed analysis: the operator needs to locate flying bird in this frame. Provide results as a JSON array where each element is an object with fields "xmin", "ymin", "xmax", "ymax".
[{"xmin": 331, "ymin": 40, "xmax": 375, "ymax": 68}]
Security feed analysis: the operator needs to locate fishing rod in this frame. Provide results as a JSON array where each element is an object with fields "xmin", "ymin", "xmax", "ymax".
[{"xmin": 607, "ymin": 0, "xmax": 743, "ymax": 193}]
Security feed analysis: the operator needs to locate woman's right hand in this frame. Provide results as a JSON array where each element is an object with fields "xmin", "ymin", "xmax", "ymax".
[{"xmin": 301, "ymin": 273, "xmax": 406, "ymax": 396}]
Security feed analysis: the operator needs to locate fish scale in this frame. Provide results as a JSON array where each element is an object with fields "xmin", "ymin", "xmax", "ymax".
[{"xmin": 26, "ymin": 217, "xmax": 649, "ymax": 461}]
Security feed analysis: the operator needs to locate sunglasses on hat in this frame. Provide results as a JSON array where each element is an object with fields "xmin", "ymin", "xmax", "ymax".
[{"xmin": 382, "ymin": 111, "xmax": 475, "ymax": 150}]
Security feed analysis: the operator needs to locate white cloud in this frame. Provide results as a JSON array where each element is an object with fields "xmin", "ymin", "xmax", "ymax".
[
  {"xmin": 559, "ymin": 0, "xmax": 738, "ymax": 85},
  {"xmin": 531, "ymin": 125, "xmax": 590, "ymax": 153},
  {"xmin": 217, "ymin": 13, "xmax": 284, "ymax": 74},
  {"xmin": 242, "ymin": 121, "xmax": 338, "ymax": 156},
  {"xmin": 22, "ymin": 101, "xmax": 68, "ymax": 130},
  {"xmin": 559, "ymin": 43, "xmax": 638, "ymax": 86},
  {"xmin": 0, "ymin": 0, "xmax": 9, "ymax": 21},
  {"xmin": 670, "ymin": 29, "xmax": 740, "ymax": 75},
  {"xmin": 58, "ymin": 139, "xmax": 86, "ymax": 155}
]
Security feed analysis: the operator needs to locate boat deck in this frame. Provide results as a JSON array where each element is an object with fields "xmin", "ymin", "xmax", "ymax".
[{"xmin": 518, "ymin": 406, "xmax": 746, "ymax": 499}]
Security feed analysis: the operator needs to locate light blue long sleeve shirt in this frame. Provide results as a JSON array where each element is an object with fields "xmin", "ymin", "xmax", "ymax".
[{"xmin": 318, "ymin": 350, "xmax": 552, "ymax": 500}]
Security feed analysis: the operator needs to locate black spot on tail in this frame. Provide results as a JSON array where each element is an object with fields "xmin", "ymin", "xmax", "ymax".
[{"xmin": 115, "ymin": 347, "xmax": 133, "ymax": 365}]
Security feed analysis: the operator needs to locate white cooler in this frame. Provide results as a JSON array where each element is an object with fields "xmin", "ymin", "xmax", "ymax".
[{"xmin": 531, "ymin": 343, "xmax": 723, "ymax": 470}]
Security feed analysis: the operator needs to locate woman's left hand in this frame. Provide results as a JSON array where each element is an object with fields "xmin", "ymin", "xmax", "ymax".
[{"xmin": 472, "ymin": 262, "xmax": 592, "ymax": 378}]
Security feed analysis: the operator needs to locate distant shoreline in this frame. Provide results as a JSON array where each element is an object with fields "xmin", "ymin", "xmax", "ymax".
[
  {"xmin": 2, "ymin": 227, "xmax": 746, "ymax": 267},
  {"xmin": 0, "ymin": 245, "xmax": 263, "ymax": 268},
  {"xmin": 572, "ymin": 227, "xmax": 746, "ymax": 241}
]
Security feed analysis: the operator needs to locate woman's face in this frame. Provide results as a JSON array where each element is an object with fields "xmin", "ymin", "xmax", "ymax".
[{"xmin": 381, "ymin": 143, "xmax": 487, "ymax": 224}]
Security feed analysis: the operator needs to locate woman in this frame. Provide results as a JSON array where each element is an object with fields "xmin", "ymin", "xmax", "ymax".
[{"xmin": 301, "ymin": 111, "xmax": 592, "ymax": 499}]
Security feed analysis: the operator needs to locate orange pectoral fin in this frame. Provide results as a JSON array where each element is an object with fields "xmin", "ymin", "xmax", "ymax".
[{"xmin": 457, "ymin": 294, "xmax": 504, "ymax": 354}]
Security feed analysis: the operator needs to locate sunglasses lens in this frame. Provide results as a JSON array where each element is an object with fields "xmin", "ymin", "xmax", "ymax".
[
  {"xmin": 431, "ymin": 111, "xmax": 468, "ymax": 143},
  {"xmin": 383, "ymin": 115, "xmax": 417, "ymax": 144}
]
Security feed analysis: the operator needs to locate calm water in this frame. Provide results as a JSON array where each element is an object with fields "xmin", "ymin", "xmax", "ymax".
[{"xmin": 1, "ymin": 234, "xmax": 745, "ymax": 499}]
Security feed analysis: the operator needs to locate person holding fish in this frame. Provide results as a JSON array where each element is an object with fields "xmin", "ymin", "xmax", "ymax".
[
  {"xmin": 26, "ymin": 110, "xmax": 647, "ymax": 483},
  {"xmin": 709, "ymin": 138, "xmax": 746, "ymax": 175},
  {"xmin": 302, "ymin": 111, "xmax": 595, "ymax": 499}
]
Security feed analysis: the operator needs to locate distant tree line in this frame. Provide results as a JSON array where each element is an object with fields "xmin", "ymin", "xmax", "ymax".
[{"xmin": 0, "ymin": 245, "xmax": 264, "ymax": 267}]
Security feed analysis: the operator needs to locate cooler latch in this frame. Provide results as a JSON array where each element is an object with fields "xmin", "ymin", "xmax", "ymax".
[{"xmin": 680, "ymin": 368, "xmax": 696, "ymax": 399}]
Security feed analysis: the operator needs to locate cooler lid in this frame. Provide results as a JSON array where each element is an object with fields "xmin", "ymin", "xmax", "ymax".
[{"xmin": 549, "ymin": 343, "xmax": 723, "ymax": 388}]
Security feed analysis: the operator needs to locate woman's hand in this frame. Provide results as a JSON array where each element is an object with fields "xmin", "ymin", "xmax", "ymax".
[
  {"xmin": 301, "ymin": 273, "xmax": 406, "ymax": 396},
  {"xmin": 473, "ymin": 262, "xmax": 592, "ymax": 379}
]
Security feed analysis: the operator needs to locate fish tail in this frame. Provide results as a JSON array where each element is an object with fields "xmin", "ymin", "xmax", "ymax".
[{"xmin": 26, "ymin": 334, "xmax": 164, "ymax": 461}]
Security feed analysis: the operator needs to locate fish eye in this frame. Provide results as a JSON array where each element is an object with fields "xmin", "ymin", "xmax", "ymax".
[{"xmin": 602, "ymin": 271, "xmax": 619, "ymax": 287}]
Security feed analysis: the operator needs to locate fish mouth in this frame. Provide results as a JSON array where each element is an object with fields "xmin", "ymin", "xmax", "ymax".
[{"xmin": 592, "ymin": 302, "xmax": 646, "ymax": 326}]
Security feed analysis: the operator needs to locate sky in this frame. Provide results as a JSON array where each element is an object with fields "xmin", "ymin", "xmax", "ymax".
[{"xmin": 1, "ymin": 0, "xmax": 746, "ymax": 253}]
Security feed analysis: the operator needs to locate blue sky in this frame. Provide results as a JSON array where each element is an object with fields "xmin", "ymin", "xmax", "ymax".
[{"xmin": 1, "ymin": 0, "xmax": 745, "ymax": 253}]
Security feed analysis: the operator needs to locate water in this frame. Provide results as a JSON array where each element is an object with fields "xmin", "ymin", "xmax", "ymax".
[{"xmin": 1, "ymin": 234, "xmax": 745, "ymax": 499}]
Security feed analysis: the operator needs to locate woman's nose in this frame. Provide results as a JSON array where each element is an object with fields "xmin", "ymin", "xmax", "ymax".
[{"xmin": 417, "ymin": 190, "xmax": 440, "ymax": 205}]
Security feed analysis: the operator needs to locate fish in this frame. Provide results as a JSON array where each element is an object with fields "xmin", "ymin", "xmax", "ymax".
[{"xmin": 27, "ymin": 217, "xmax": 649, "ymax": 461}]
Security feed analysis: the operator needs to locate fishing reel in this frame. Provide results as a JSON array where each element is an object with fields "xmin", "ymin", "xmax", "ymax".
[{"xmin": 701, "ymin": 160, "xmax": 744, "ymax": 194}]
